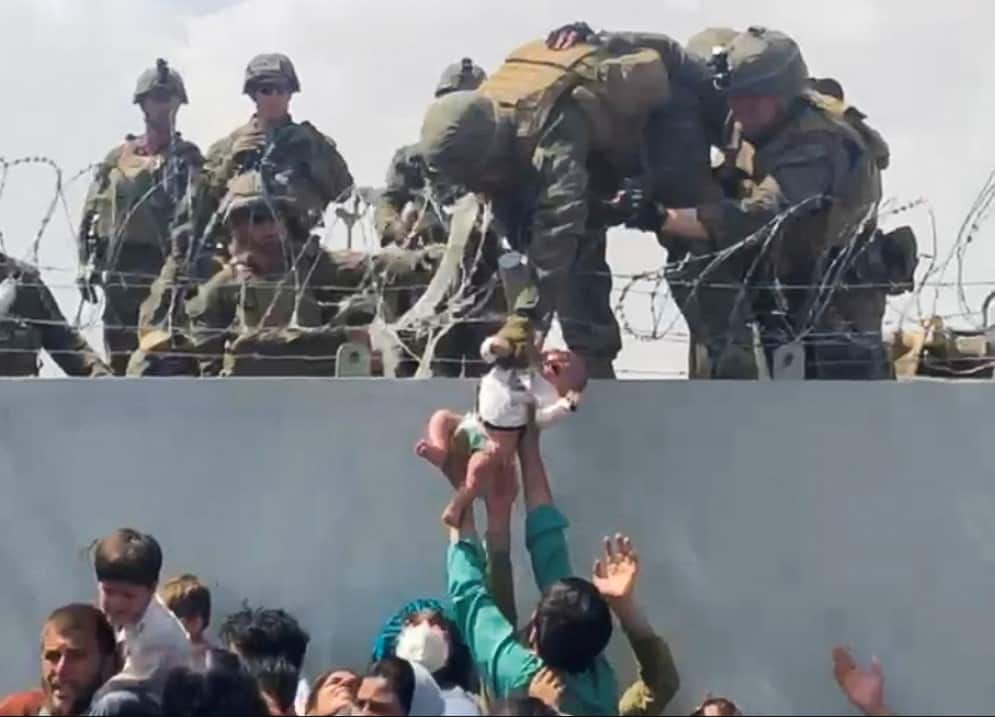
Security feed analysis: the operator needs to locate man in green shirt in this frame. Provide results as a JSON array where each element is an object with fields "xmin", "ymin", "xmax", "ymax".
[{"xmin": 446, "ymin": 424, "xmax": 619, "ymax": 714}]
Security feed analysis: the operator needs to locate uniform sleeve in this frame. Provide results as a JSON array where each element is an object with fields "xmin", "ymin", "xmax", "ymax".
[
  {"xmin": 184, "ymin": 270, "xmax": 237, "ymax": 376},
  {"xmin": 525, "ymin": 505, "xmax": 573, "ymax": 592},
  {"xmin": 696, "ymin": 133, "xmax": 840, "ymax": 248},
  {"xmin": 602, "ymin": 31, "xmax": 714, "ymax": 96},
  {"xmin": 309, "ymin": 130, "xmax": 355, "ymax": 205},
  {"xmin": 520, "ymin": 102, "xmax": 591, "ymax": 325},
  {"xmin": 618, "ymin": 635, "xmax": 681, "ymax": 716},
  {"xmin": 15, "ymin": 269, "xmax": 110, "ymax": 377},
  {"xmin": 448, "ymin": 538, "xmax": 542, "ymax": 698},
  {"xmin": 77, "ymin": 148, "xmax": 118, "ymax": 265},
  {"xmin": 374, "ymin": 146, "xmax": 419, "ymax": 243}
]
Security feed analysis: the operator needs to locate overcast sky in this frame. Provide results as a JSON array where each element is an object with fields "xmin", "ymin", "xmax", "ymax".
[{"xmin": 1, "ymin": 0, "xmax": 992, "ymax": 377}]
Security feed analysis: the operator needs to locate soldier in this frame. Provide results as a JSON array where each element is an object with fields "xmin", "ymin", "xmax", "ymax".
[
  {"xmin": 77, "ymin": 59, "xmax": 202, "ymax": 375},
  {"xmin": 186, "ymin": 53, "xmax": 354, "ymax": 261},
  {"xmin": 0, "ymin": 253, "xmax": 110, "ymax": 377},
  {"xmin": 636, "ymin": 27, "xmax": 893, "ymax": 379},
  {"xmin": 418, "ymin": 37, "xmax": 677, "ymax": 378},
  {"xmin": 373, "ymin": 58, "xmax": 499, "ymax": 378},
  {"xmin": 131, "ymin": 173, "xmax": 440, "ymax": 377}
]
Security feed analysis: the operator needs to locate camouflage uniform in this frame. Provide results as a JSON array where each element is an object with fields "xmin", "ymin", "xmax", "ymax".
[
  {"xmin": 419, "ymin": 41, "xmax": 681, "ymax": 378},
  {"xmin": 130, "ymin": 174, "xmax": 441, "ymax": 377},
  {"xmin": 374, "ymin": 59, "xmax": 501, "ymax": 377},
  {"xmin": 78, "ymin": 61, "xmax": 202, "ymax": 375},
  {"xmin": 696, "ymin": 27, "xmax": 891, "ymax": 379},
  {"xmin": 0, "ymin": 253, "xmax": 110, "ymax": 377}
]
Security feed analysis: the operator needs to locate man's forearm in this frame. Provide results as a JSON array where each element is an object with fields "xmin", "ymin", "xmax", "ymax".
[{"xmin": 519, "ymin": 435, "xmax": 554, "ymax": 512}]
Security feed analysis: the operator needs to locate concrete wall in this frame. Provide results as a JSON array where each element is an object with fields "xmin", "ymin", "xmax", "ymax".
[{"xmin": 1, "ymin": 379, "xmax": 993, "ymax": 715}]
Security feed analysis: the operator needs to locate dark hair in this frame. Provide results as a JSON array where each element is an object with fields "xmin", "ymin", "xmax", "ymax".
[
  {"xmin": 218, "ymin": 606, "xmax": 310, "ymax": 669},
  {"xmin": 161, "ymin": 663, "xmax": 269, "ymax": 716},
  {"xmin": 531, "ymin": 577, "xmax": 612, "ymax": 674},
  {"xmin": 159, "ymin": 575, "xmax": 211, "ymax": 628},
  {"xmin": 243, "ymin": 655, "xmax": 299, "ymax": 713},
  {"xmin": 45, "ymin": 603, "xmax": 117, "ymax": 658},
  {"xmin": 366, "ymin": 657, "xmax": 415, "ymax": 715},
  {"xmin": 93, "ymin": 528, "xmax": 163, "ymax": 588},
  {"xmin": 491, "ymin": 697, "xmax": 559, "ymax": 716}
]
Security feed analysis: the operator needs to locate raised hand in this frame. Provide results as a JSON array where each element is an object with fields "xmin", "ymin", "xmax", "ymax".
[
  {"xmin": 592, "ymin": 534, "xmax": 639, "ymax": 604},
  {"xmin": 832, "ymin": 647, "xmax": 891, "ymax": 716},
  {"xmin": 528, "ymin": 667, "xmax": 565, "ymax": 710},
  {"xmin": 546, "ymin": 21, "xmax": 598, "ymax": 50}
]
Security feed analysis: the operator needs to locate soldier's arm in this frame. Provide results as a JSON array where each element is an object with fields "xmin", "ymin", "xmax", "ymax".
[
  {"xmin": 77, "ymin": 149, "xmax": 118, "ymax": 266},
  {"xmin": 693, "ymin": 132, "xmax": 842, "ymax": 248},
  {"xmin": 184, "ymin": 269, "xmax": 237, "ymax": 376},
  {"xmin": 373, "ymin": 147, "xmax": 419, "ymax": 245},
  {"xmin": 601, "ymin": 31, "xmax": 714, "ymax": 92},
  {"xmin": 522, "ymin": 102, "xmax": 592, "ymax": 327},
  {"xmin": 306, "ymin": 127, "xmax": 355, "ymax": 205},
  {"xmin": 16, "ymin": 268, "xmax": 111, "ymax": 377}
]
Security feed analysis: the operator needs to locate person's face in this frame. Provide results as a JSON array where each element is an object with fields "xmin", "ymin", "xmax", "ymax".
[
  {"xmin": 98, "ymin": 581, "xmax": 153, "ymax": 628},
  {"xmin": 140, "ymin": 91, "xmax": 181, "ymax": 130},
  {"xmin": 355, "ymin": 676, "xmax": 404, "ymax": 717},
  {"xmin": 228, "ymin": 208, "xmax": 286, "ymax": 277},
  {"xmin": 404, "ymin": 610, "xmax": 451, "ymax": 648},
  {"xmin": 179, "ymin": 614, "xmax": 205, "ymax": 643},
  {"xmin": 40, "ymin": 624, "xmax": 114, "ymax": 716},
  {"xmin": 728, "ymin": 94, "xmax": 784, "ymax": 139},
  {"xmin": 308, "ymin": 670, "xmax": 360, "ymax": 716},
  {"xmin": 253, "ymin": 83, "xmax": 292, "ymax": 122}
]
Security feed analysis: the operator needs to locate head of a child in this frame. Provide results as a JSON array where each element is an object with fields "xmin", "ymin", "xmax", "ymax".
[
  {"xmin": 159, "ymin": 574, "xmax": 211, "ymax": 643},
  {"xmin": 541, "ymin": 349, "xmax": 588, "ymax": 395},
  {"xmin": 94, "ymin": 529, "xmax": 162, "ymax": 629}
]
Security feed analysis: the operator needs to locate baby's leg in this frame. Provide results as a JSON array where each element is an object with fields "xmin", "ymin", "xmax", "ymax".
[
  {"xmin": 415, "ymin": 409, "xmax": 462, "ymax": 468},
  {"xmin": 442, "ymin": 448, "xmax": 498, "ymax": 528}
]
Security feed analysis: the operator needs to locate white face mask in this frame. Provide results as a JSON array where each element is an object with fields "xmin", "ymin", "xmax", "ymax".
[{"xmin": 395, "ymin": 621, "xmax": 450, "ymax": 674}]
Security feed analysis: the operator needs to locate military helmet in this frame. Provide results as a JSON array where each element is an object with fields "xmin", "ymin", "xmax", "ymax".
[
  {"xmin": 243, "ymin": 53, "xmax": 301, "ymax": 95},
  {"xmin": 419, "ymin": 91, "xmax": 501, "ymax": 185},
  {"xmin": 133, "ymin": 59, "xmax": 188, "ymax": 104},
  {"xmin": 219, "ymin": 171, "xmax": 295, "ymax": 223},
  {"xmin": 435, "ymin": 58, "xmax": 487, "ymax": 97},
  {"xmin": 686, "ymin": 27, "xmax": 739, "ymax": 61},
  {"xmin": 721, "ymin": 27, "xmax": 809, "ymax": 100}
]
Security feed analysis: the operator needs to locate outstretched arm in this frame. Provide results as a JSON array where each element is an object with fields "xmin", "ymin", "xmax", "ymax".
[{"xmin": 833, "ymin": 647, "xmax": 894, "ymax": 716}]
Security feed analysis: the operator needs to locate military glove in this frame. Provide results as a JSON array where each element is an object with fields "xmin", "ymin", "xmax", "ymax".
[
  {"xmin": 624, "ymin": 201, "xmax": 668, "ymax": 233},
  {"xmin": 546, "ymin": 21, "xmax": 599, "ymax": 50}
]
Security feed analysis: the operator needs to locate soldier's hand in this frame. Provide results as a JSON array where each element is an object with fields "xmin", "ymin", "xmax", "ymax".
[
  {"xmin": 546, "ymin": 21, "xmax": 598, "ymax": 50},
  {"xmin": 230, "ymin": 130, "xmax": 264, "ymax": 160},
  {"xmin": 76, "ymin": 267, "xmax": 99, "ymax": 304},
  {"xmin": 624, "ymin": 201, "xmax": 668, "ymax": 233}
]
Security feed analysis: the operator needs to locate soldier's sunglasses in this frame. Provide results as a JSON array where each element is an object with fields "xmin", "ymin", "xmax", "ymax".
[{"xmin": 256, "ymin": 85, "xmax": 290, "ymax": 96}]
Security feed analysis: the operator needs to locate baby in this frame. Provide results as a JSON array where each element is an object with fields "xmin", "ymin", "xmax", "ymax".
[{"xmin": 416, "ymin": 315, "xmax": 587, "ymax": 526}]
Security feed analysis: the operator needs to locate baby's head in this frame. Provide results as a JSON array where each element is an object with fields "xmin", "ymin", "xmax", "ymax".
[{"xmin": 541, "ymin": 350, "xmax": 588, "ymax": 396}]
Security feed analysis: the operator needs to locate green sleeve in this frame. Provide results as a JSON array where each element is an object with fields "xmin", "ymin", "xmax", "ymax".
[
  {"xmin": 447, "ymin": 539, "xmax": 542, "ymax": 698},
  {"xmin": 525, "ymin": 505, "xmax": 572, "ymax": 592},
  {"xmin": 618, "ymin": 635, "xmax": 681, "ymax": 716}
]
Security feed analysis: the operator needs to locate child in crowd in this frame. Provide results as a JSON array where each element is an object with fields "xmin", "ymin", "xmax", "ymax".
[
  {"xmin": 159, "ymin": 574, "xmax": 213, "ymax": 667},
  {"xmin": 415, "ymin": 314, "xmax": 587, "ymax": 526},
  {"xmin": 92, "ymin": 528, "xmax": 193, "ymax": 687}
]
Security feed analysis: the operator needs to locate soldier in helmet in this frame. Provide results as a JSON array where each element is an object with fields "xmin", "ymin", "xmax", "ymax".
[
  {"xmin": 77, "ymin": 59, "xmax": 202, "ymax": 374},
  {"xmin": 372, "ymin": 58, "xmax": 502, "ymax": 377},
  {"xmin": 187, "ymin": 53, "xmax": 353, "ymax": 260},
  {"xmin": 130, "ymin": 172, "xmax": 441, "ymax": 377},
  {"xmin": 634, "ymin": 27, "xmax": 893, "ymax": 379},
  {"xmin": 0, "ymin": 252, "xmax": 110, "ymax": 377}
]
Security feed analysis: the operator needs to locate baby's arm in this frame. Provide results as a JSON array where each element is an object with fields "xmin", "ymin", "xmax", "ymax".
[{"xmin": 534, "ymin": 374, "xmax": 581, "ymax": 429}]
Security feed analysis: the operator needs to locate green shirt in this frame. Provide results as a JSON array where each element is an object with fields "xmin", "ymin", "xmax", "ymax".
[{"xmin": 446, "ymin": 505, "xmax": 619, "ymax": 715}]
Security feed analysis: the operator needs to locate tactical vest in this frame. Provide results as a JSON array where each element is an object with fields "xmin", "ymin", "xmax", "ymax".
[
  {"xmin": 93, "ymin": 140, "xmax": 182, "ymax": 260},
  {"xmin": 760, "ymin": 99, "xmax": 883, "ymax": 254},
  {"xmin": 804, "ymin": 90, "xmax": 890, "ymax": 170},
  {"xmin": 479, "ymin": 41, "xmax": 670, "ymax": 174}
]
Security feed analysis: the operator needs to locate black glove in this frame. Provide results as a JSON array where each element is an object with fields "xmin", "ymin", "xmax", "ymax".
[
  {"xmin": 546, "ymin": 21, "xmax": 598, "ymax": 50},
  {"xmin": 76, "ymin": 266, "xmax": 99, "ymax": 304},
  {"xmin": 624, "ymin": 201, "xmax": 667, "ymax": 233}
]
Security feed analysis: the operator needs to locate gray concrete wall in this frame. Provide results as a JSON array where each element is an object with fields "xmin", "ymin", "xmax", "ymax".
[{"xmin": 1, "ymin": 379, "xmax": 992, "ymax": 715}]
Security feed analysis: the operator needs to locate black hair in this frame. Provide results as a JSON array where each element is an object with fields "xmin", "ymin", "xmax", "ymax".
[
  {"xmin": 161, "ymin": 662, "xmax": 269, "ymax": 717},
  {"xmin": 531, "ymin": 577, "xmax": 613, "ymax": 674},
  {"xmin": 93, "ymin": 528, "xmax": 163, "ymax": 588},
  {"xmin": 366, "ymin": 657, "xmax": 415, "ymax": 715},
  {"xmin": 243, "ymin": 655, "xmax": 300, "ymax": 713},
  {"xmin": 218, "ymin": 605, "xmax": 310, "ymax": 669}
]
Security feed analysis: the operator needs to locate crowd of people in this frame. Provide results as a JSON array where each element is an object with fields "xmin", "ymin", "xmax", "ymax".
[
  {"xmin": 0, "ymin": 21, "xmax": 921, "ymax": 381},
  {"xmin": 1, "ymin": 420, "xmax": 896, "ymax": 716}
]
